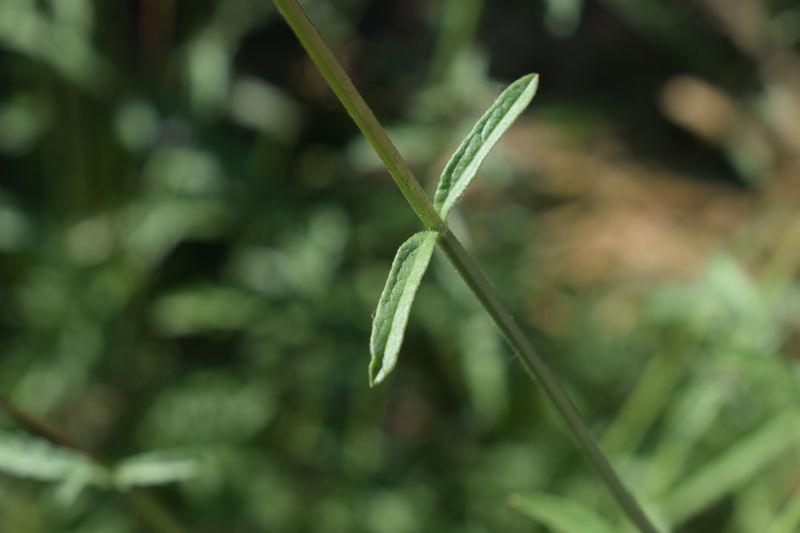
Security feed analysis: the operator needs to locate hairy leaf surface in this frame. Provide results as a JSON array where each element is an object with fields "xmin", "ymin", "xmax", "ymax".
[
  {"xmin": 369, "ymin": 231, "xmax": 437, "ymax": 386},
  {"xmin": 433, "ymin": 73, "xmax": 538, "ymax": 218}
]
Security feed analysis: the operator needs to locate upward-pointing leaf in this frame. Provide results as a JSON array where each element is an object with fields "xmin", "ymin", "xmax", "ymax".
[
  {"xmin": 370, "ymin": 231, "xmax": 437, "ymax": 386},
  {"xmin": 433, "ymin": 73, "xmax": 539, "ymax": 219}
]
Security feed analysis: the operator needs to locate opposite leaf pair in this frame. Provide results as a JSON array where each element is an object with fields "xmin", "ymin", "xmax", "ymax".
[{"xmin": 369, "ymin": 73, "xmax": 539, "ymax": 386}]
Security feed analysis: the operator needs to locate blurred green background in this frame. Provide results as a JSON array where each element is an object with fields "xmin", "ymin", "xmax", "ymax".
[{"xmin": 1, "ymin": 0, "xmax": 799, "ymax": 531}]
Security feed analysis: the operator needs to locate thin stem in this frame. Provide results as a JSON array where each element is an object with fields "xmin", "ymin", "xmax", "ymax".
[
  {"xmin": 439, "ymin": 231, "xmax": 658, "ymax": 533},
  {"xmin": 0, "ymin": 395, "xmax": 85, "ymax": 451},
  {"xmin": 271, "ymin": 1, "xmax": 660, "ymax": 531},
  {"xmin": 0, "ymin": 395, "xmax": 186, "ymax": 533},
  {"xmin": 272, "ymin": 0, "xmax": 443, "ymax": 233}
]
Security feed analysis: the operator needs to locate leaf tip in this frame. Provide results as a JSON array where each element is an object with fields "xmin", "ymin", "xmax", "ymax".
[
  {"xmin": 519, "ymin": 72, "xmax": 540, "ymax": 101},
  {"xmin": 368, "ymin": 362, "xmax": 381, "ymax": 387},
  {"xmin": 369, "ymin": 349, "xmax": 394, "ymax": 387},
  {"xmin": 368, "ymin": 372, "xmax": 383, "ymax": 388}
]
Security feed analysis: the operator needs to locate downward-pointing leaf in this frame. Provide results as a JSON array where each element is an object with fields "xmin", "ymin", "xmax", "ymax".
[
  {"xmin": 510, "ymin": 492, "xmax": 617, "ymax": 533},
  {"xmin": 433, "ymin": 73, "xmax": 539, "ymax": 219},
  {"xmin": 370, "ymin": 231, "xmax": 437, "ymax": 386}
]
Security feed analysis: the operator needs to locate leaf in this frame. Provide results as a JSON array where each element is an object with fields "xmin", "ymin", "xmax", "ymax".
[
  {"xmin": 433, "ymin": 73, "xmax": 539, "ymax": 219},
  {"xmin": 113, "ymin": 451, "xmax": 199, "ymax": 489},
  {"xmin": 138, "ymin": 370, "xmax": 274, "ymax": 447},
  {"xmin": 0, "ymin": 431, "xmax": 107, "ymax": 485},
  {"xmin": 510, "ymin": 492, "xmax": 617, "ymax": 533},
  {"xmin": 661, "ymin": 410, "xmax": 800, "ymax": 526},
  {"xmin": 369, "ymin": 231, "xmax": 438, "ymax": 386}
]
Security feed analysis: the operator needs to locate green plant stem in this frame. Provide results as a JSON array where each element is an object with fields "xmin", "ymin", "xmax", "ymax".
[
  {"xmin": 271, "ymin": 1, "xmax": 659, "ymax": 531},
  {"xmin": 439, "ymin": 231, "xmax": 657, "ymax": 532},
  {"xmin": 272, "ymin": 0, "xmax": 443, "ymax": 234},
  {"xmin": 0, "ymin": 395, "xmax": 185, "ymax": 533}
]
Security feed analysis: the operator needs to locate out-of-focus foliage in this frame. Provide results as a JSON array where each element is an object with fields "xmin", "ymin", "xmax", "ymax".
[{"xmin": 0, "ymin": 0, "xmax": 798, "ymax": 532}]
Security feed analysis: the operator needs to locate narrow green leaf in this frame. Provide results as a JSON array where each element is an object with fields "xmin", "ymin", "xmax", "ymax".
[
  {"xmin": 113, "ymin": 451, "xmax": 198, "ymax": 489},
  {"xmin": 0, "ymin": 431, "xmax": 107, "ymax": 485},
  {"xmin": 370, "ymin": 231, "xmax": 438, "ymax": 386},
  {"xmin": 661, "ymin": 410, "xmax": 800, "ymax": 525},
  {"xmin": 433, "ymin": 73, "xmax": 539, "ymax": 218},
  {"xmin": 510, "ymin": 492, "xmax": 617, "ymax": 533}
]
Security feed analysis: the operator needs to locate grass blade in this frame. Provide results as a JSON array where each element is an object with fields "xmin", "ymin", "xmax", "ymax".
[
  {"xmin": 510, "ymin": 492, "xmax": 617, "ymax": 533},
  {"xmin": 661, "ymin": 410, "xmax": 800, "ymax": 525},
  {"xmin": 433, "ymin": 73, "xmax": 538, "ymax": 219},
  {"xmin": 370, "ymin": 231, "xmax": 438, "ymax": 386}
]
